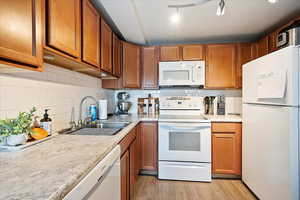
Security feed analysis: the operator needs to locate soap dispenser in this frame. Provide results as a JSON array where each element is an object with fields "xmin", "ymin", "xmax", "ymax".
[{"xmin": 40, "ymin": 109, "xmax": 52, "ymax": 135}]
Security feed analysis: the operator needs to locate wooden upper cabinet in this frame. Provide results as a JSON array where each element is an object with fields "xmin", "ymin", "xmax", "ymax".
[
  {"xmin": 258, "ymin": 35, "xmax": 269, "ymax": 57},
  {"xmin": 82, "ymin": 0, "xmax": 100, "ymax": 67},
  {"xmin": 112, "ymin": 34, "xmax": 122, "ymax": 77},
  {"xmin": 101, "ymin": 19, "xmax": 113, "ymax": 73},
  {"xmin": 268, "ymin": 31, "xmax": 278, "ymax": 53},
  {"xmin": 142, "ymin": 46, "xmax": 159, "ymax": 89},
  {"xmin": 122, "ymin": 42, "xmax": 141, "ymax": 88},
  {"xmin": 205, "ymin": 44, "xmax": 237, "ymax": 89},
  {"xmin": 140, "ymin": 122, "xmax": 158, "ymax": 172},
  {"xmin": 236, "ymin": 43, "xmax": 252, "ymax": 88},
  {"xmin": 46, "ymin": 0, "xmax": 81, "ymax": 58},
  {"xmin": 0, "ymin": 0, "xmax": 43, "ymax": 69},
  {"xmin": 160, "ymin": 46, "xmax": 181, "ymax": 61},
  {"xmin": 212, "ymin": 123, "xmax": 242, "ymax": 176},
  {"xmin": 182, "ymin": 45, "xmax": 205, "ymax": 60},
  {"xmin": 251, "ymin": 43, "xmax": 258, "ymax": 60}
]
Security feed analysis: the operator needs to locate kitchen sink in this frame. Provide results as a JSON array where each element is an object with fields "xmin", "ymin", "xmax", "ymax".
[{"xmin": 60, "ymin": 122, "xmax": 131, "ymax": 136}]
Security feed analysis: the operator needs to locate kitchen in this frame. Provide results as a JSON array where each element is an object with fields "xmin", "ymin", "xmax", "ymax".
[{"xmin": 0, "ymin": 0, "xmax": 299, "ymax": 200}]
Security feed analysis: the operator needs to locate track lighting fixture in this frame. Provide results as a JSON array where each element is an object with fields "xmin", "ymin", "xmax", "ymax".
[{"xmin": 216, "ymin": 0, "xmax": 225, "ymax": 16}]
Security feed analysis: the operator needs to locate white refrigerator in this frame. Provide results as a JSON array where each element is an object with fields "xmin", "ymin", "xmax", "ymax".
[{"xmin": 242, "ymin": 46, "xmax": 299, "ymax": 200}]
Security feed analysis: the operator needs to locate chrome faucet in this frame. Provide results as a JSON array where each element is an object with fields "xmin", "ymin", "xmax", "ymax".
[{"xmin": 78, "ymin": 96, "xmax": 98, "ymax": 127}]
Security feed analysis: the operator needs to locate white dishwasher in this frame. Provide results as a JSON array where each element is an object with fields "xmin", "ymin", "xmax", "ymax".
[{"xmin": 64, "ymin": 145, "xmax": 121, "ymax": 200}]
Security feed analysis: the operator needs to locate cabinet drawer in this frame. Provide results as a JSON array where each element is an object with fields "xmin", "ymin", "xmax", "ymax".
[
  {"xmin": 119, "ymin": 128, "xmax": 136, "ymax": 156},
  {"xmin": 212, "ymin": 123, "xmax": 238, "ymax": 133}
]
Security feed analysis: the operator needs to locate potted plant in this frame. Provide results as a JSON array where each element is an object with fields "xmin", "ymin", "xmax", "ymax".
[{"xmin": 0, "ymin": 107, "xmax": 36, "ymax": 146}]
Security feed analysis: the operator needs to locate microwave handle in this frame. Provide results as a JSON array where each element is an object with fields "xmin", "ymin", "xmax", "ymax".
[{"xmin": 192, "ymin": 66, "xmax": 195, "ymax": 82}]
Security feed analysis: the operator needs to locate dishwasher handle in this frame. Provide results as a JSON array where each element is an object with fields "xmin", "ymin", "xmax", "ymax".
[{"xmin": 97, "ymin": 163, "xmax": 114, "ymax": 184}]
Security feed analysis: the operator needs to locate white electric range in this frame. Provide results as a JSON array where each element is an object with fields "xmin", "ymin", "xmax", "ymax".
[{"xmin": 158, "ymin": 96, "xmax": 212, "ymax": 182}]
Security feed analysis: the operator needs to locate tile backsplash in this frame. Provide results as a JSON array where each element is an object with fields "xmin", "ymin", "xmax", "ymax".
[
  {"xmin": 0, "ymin": 63, "xmax": 114, "ymax": 133},
  {"xmin": 114, "ymin": 89, "xmax": 242, "ymax": 114},
  {"xmin": 0, "ymin": 62, "xmax": 243, "ymax": 134}
]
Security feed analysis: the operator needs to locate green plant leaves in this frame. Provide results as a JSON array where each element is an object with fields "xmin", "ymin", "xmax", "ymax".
[{"xmin": 0, "ymin": 107, "xmax": 36, "ymax": 137}]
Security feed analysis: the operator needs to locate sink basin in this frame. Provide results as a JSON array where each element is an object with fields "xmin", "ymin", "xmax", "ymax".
[
  {"xmin": 87, "ymin": 122, "xmax": 130, "ymax": 129},
  {"xmin": 61, "ymin": 122, "xmax": 131, "ymax": 136}
]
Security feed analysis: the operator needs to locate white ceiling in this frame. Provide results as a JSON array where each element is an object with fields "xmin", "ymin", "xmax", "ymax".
[{"xmin": 97, "ymin": 0, "xmax": 300, "ymax": 45}]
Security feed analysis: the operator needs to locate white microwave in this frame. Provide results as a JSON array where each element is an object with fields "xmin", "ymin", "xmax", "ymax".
[{"xmin": 159, "ymin": 61, "xmax": 205, "ymax": 87}]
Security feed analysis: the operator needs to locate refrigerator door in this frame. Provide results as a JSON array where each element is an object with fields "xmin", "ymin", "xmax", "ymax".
[
  {"xmin": 243, "ymin": 46, "xmax": 299, "ymax": 106},
  {"xmin": 242, "ymin": 104, "xmax": 299, "ymax": 200}
]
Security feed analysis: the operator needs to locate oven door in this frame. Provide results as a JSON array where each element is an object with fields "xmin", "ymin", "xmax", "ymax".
[
  {"xmin": 159, "ymin": 122, "xmax": 211, "ymax": 162},
  {"xmin": 159, "ymin": 64, "xmax": 194, "ymax": 86}
]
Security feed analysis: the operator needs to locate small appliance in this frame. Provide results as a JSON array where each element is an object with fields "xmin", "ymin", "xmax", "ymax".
[
  {"xmin": 117, "ymin": 92, "xmax": 132, "ymax": 115},
  {"xmin": 276, "ymin": 20, "xmax": 300, "ymax": 49},
  {"xmin": 158, "ymin": 96, "xmax": 211, "ymax": 182},
  {"xmin": 159, "ymin": 61, "xmax": 205, "ymax": 87}
]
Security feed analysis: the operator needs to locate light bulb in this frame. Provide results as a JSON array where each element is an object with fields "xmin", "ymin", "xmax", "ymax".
[
  {"xmin": 171, "ymin": 13, "xmax": 180, "ymax": 23},
  {"xmin": 170, "ymin": 8, "xmax": 180, "ymax": 24},
  {"xmin": 267, "ymin": 0, "xmax": 278, "ymax": 3}
]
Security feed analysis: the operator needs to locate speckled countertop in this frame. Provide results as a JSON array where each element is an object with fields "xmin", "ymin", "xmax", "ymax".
[
  {"xmin": 0, "ymin": 119, "xmax": 140, "ymax": 200},
  {"xmin": 203, "ymin": 114, "xmax": 242, "ymax": 122},
  {"xmin": 0, "ymin": 113, "xmax": 241, "ymax": 200}
]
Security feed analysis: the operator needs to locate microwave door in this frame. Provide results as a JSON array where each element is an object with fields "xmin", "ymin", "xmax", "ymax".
[{"xmin": 159, "ymin": 65, "xmax": 193, "ymax": 86}]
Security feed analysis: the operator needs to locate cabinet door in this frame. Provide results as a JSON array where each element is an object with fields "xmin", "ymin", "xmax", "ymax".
[
  {"xmin": 182, "ymin": 45, "xmax": 205, "ymax": 61},
  {"xmin": 129, "ymin": 138, "xmax": 138, "ymax": 197},
  {"xmin": 251, "ymin": 43, "xmax": 258, "ymax": 60},
  {"xmin": 268, "ymin": 31, "xmax": 278, "ymax": 53},
  {"xmin": 101, "ymin": 19, "xmax": 112, "ymax": 73},
  {"xmin": 206, "ymin": 44, "xmax": 237, "ymax": 89},
  {"xmin": 236, "ymin": 43, "xmax": 252, "ymax": 88},
  {"xmin": 212, "ymin": 123, "xmax": 242, "ymax": 175},
  {"xmin": 121, "ymin": 150, "xmax": 130, "ymax": 200},
  {"xmin": 112, "ymin": 34, "xmax": 121, "ymax": 77},
  {"xmin": 102, "ymin": 77, "xmax": 123, "ymax": 89},
  {"xmin": 142, "ymin": 46, "xmax": 159, "ymax": 89},
  {"xmin": 82, "ymin": 0, "xmax": 100, "ymax": 67},
  {"xmin": 160, "ymin": 46, "xmax": 181, "ymax": 61},
  {"xmin": 0, "ymin": 0, "xmax": 43, "ymax": 68},
  {"xmin": 122, "ymin": 42, "xmax": 141, "ymax": 88},
  {"xmin": 258, "ymin": 35, "xmax": 269, "ymax": 57},
  {"xmin": 136, "ymin": 123, "xmax": 142, "ymax": 172},
  {"xmin": 47, "ymin": 0, "xmax": 81, "ymax": 58},
  {"xmin": 140, "ymin": 122, "xmax": 158, "ymax": 171}
]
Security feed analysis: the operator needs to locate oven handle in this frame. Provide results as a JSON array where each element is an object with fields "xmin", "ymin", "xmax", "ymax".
[{"xmin": 159, "ymin": 123, "xmax": 210, "ymax": 131}]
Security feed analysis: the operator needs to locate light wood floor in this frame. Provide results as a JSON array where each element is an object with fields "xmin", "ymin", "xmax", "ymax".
[{"xmin": 132, "ymin": 176, "xmax": 257, "ymax": 200}]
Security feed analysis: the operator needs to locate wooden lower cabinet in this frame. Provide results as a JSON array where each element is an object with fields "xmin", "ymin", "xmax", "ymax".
[
  {"xmin": 212, "ymin": 123, "xmax": 242, "ymax": 176},
  {"xmin": 121, "ymin": 150, "xmax": 130, "ymax": 200},
  {"xmin": 129, "ymin": 138, "xmax": 139, "ymax": 197},
  {"xmin": 119, "ymin": 126, "xmax": 141, "ymax": 200},
  {"xmin": 140, "ymin": 122, "xmax": 158, "ymax": 172}
]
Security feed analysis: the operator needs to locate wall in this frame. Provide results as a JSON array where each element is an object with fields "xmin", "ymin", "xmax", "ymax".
[
  {"xmin": 0, "ymin": 63, "xmax": 114, "ymax": 133},
  {"xmin": 114, "ymin": 89, "xmax": 242, "ymax": 114}
]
